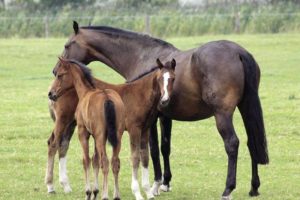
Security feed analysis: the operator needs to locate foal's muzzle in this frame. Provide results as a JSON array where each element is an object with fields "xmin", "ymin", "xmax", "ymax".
[
  {"xmin": 159, "ymin": 98, "xmax": 170, "ymax": 107},
  {"xmin": 48, "ymin": 91, "xmax": 58, "ymax": 101}
]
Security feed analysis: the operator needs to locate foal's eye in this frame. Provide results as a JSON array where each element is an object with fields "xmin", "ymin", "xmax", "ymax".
[{"xmin": 57, "ymin": 74, "xmax": 63, "ymax": 79}]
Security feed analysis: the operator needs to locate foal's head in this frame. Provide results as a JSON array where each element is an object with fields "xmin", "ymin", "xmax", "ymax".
[
  {"xmin": 156, "ymin": 58, "xmax": 176, "ymax": 108},
  {"xmin": 49, "ymin": 58, "xmax": 94, "ymax": 101}
]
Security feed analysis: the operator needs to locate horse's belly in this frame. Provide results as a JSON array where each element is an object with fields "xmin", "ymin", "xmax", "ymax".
[{"xmin": 159, "ymin": 94, "xmax": 213, "ymax": 121}]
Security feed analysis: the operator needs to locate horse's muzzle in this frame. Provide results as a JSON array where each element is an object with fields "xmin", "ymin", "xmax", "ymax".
[
  {"xmin": 48, "ymin": 91, "xmax": 58, "ymax": 101},
  {"xmin": 159, "ymin": 98, "xmax": 170, "ymax": 108}
]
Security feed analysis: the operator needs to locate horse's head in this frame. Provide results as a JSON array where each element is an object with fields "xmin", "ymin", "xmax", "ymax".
[
  {"xmin": 48, "ymin": 58, "xmax": 75, "ymax": 101},
  {"xmin": 156, "ymin": 58, "xmax": 176, "ymax": 108},
  {"xmin": 53, "ymin": 21, "xmax": 94, "ymax": 74},
  {"xmin": 62, "ymin": 21, "xmax": 92, "ymax": 62}
]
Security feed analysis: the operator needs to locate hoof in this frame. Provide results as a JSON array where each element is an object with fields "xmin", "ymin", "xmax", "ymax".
[
  {"xmin": 63, "ymin": 185, "xmax": 72, "ymax": 193},
  {"xmin": 48, "ymin": 190, "xmax": 56, "ymax": 194},
  {"xmin": 221, "ymin": 195, "xmax": 232, "ymax": 200},
  {"xmin": 159, "ymin": 184, "xmax": 171, "ymax": 192},
  {"xmin": 249, "ymin": 189, "xmax": 260, "ymax": 197},
  {"xmin": 113, "ymin": 198, "xmax": 121, "ymax": 200},
  {"xmin": 47, "ymin": 184, "xmax": 55, "ymax": 193}
]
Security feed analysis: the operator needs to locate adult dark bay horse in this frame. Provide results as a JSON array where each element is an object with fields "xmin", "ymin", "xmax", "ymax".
[{"xmin": 47, "ymin": 21, "xmax": 268, "ymax": 199}]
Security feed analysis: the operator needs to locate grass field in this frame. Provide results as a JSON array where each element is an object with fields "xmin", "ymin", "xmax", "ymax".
[{"xmin": 0, "ymin": 34, "xmax": 299, "ymax": 200}]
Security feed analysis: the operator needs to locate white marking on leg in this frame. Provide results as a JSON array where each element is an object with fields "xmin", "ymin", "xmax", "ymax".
[
  {"xmin": 159, "ymin": 184, "xmax": 171, "ymax": 192},
  {"xmin": 47, "ymin": 184, "xmax": 55, "ymax": 193},
  {"xmin": 161, "ymin": 72, "xmax": 170, "ymax": 102},
  {"xmin": 131, "ymin": 168, "xmax": 144, "ymax": 200},
  {"xmin": 151, "ymin": 178, "xmax": 162, "ymax": 196},
  {"xmin": 45, "ymin": 157, "xmax": 55, "ymax": 193},
  {"xmin": 142, "ymin": 167, "xmax": 154, "ymax": 199},
  {"xmin": 59, "ymin": 157, "xmax": 72, "ymax": 193}
]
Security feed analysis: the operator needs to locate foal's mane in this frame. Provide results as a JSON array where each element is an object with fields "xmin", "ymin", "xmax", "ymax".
[
  {"xmin": 126, "ymin": 66, "xmax": 159, "ymax": 83},
  {"xmin": 81, "ymin": 25, "xmax": 175, "ymax": 48},
  {"xmin": 68, "ymin": 59, "xmax": 95, "ymax": 88}
]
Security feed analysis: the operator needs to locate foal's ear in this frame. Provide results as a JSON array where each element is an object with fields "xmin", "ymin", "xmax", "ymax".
[
  {"xmin": 73, "ymin": 21, "xmax": 79, "ymax": 35},
  {"xmin": 58, "ymin": 57, "xmax": 69, "ymax": 68},
  {"xmin": 171, "ymin": 58, "xmax": 176, "ymax": 70},
  {"xmin": 156, "ymin": 58, "xmax": 164, "ymax": 69}
]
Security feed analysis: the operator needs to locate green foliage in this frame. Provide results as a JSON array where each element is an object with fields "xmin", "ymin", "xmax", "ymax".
[{"xmin": 0, "ymin": 2, "xmax": 300, "ymax": 38}]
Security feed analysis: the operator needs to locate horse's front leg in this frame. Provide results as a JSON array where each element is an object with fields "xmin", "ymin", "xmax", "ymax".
[
  {"xmin": 149, "ymin": 118, "xmax": 163, "ymax": 196},
  {"xmin": 140, "ymin": 129, "xmax": 154, "ymax": 200},
  {"xmin": 58, "ymin": 120, "xmax": 76, "ymax": 193},
  {"xmin": 159, "ymin": 116, "xmax": 172, "ymax": 192},
  {"xmin": 129, "ymin": 126, "xmax": 144, "ymax": 200},
  {"xmin": 45, "ymin": 118, "xmax": 69, "ymax": 193}
]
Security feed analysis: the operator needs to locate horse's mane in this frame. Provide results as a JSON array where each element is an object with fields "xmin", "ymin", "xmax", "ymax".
[
  {"xmin": 126, "ymin": 66, "xmax": 159, "ymax": 83},
  {"xmin": 68, "ymin": 59, "xmax": 95, "ymax": 88},
  {"xmin": 81, "ymin": 25, "xmax": 175, "ymax": 48}
]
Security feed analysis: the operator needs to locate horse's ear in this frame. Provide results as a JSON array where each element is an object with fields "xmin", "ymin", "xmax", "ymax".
[
  {"xmin": 58, "ymin": 57, "xmax": 69, "ymax": 68},
  {"xmin": 73, "ymin": 21, "xmax": 79, "ymax": 34},
  {"xmin": 156, "ymin": 58, "xmax": 164, "ymax": 69},
  {"xmin": 171, "ymin": 58, "xmax": 176, "ymax": 70}
]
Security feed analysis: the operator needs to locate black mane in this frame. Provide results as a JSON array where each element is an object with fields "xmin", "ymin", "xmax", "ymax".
[
  {"xmin": 68, "ymin": 59, "xmax": 95, "ymax": 88},
  {"xmin": 126, "ymin": 66, "xmax": 159, "ymax": 83},
  {"xmin": 81, "ymin": 25, "xmax": 174, "ymax": 48}
]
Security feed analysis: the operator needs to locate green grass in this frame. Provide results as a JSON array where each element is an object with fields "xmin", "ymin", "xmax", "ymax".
[{"xmin": 0, "ymin": 34, "xmax": 299, "ymax": 200}]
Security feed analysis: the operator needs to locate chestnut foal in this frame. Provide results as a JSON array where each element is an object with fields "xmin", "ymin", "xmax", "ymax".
[
  {"xmin": 49, "ymin": 58, "xmax": 125, "ymax": 200},
  {"xmin": 47, "ymin": 58, "xmax": 176, "ymax": 200}
]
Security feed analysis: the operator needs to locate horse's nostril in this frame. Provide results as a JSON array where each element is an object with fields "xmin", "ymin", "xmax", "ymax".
[{"xmin": 48, "ymin": 91, "xmax": 52, "ymax": 97}]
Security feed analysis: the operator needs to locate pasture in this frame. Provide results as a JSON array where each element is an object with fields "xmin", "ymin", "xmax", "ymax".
[{"xmin": 0, "ymin": 34, "xmax": 299, "ymax": 200}]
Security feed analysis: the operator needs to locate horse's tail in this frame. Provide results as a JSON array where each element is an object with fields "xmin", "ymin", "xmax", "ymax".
[
  {"xmin": 104, "ymin": 99, "xmax": 118, "ymax": 148},
  {"xmin": 238, "ymin": 51, "xmax": 269, "ymax": 165}
]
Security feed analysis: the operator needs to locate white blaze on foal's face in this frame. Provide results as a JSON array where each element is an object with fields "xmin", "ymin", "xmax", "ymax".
[{"xmin": 161, "ymin": 72, "xmax": 171, "ymax": 102}]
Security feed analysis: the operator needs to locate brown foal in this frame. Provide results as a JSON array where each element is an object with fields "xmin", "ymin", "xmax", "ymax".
[
  {"xmin": 47, "ymin": 58, "xmax": 176, "ymax": 200},
  {"xmin": 49, "ymin": 58, "xmax": 125, "ymax": 200}
]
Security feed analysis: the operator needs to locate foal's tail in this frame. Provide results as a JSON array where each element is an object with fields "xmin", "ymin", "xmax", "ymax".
[
  {"xmin": 104, "ymin": 99, "xmax": 118, "ymax": 148},
  {"xmin": 238, "ymin": 51, "xmax": 269, "ymax": 165}
]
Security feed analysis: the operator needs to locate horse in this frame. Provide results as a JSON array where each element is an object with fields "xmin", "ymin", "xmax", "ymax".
[
  {"xmin": 47, "ymin": 21, "xmax": 269, "ymax": 199},
  {"xmin": 48, "ymin": 57, "xmax": 125, "ymax": 200},
  {"xmin": 47, "ymin": 58, "xmax": 177, "ymax": 200}
]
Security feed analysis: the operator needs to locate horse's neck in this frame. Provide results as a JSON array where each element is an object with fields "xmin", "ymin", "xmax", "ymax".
[
  {"xmin": 86, "ymin": 30, "xmax": 178, "ymax": 81},
  {"xmin": 70, "ymin": 68, "xmax": 93, "ymax": 100}
]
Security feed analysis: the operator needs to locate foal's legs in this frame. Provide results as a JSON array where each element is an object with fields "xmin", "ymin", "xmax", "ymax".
[
  {"xmin": 92, "ymin": 144, "xmax": 100, "ymax": 200},
  {"xmin": 46, "ymin": 118, "xmax": 70, "ymax": 193},
  {"xmin": 78, "ymin": 125, "xmax": 92, "ymax": 200},
  {"xmin": 215, "ymin": 112, "xmax": 239, "ymax": 199},
  {"xmin": 159, "ymin": 116, "xmax": 172, "ymax": 192},
  {"xmin": 140, "ymin": 130, "xmax": 154, "ymax": 199},
  {"xmin": 129, "ymin": 127, "xmax": 144, "ymax": 200},
  {"xmin": 111, "ymin": 133, "xmax": 122, "ymax": 200},
  {"xmin": 58, "ymin": 120, "xmax": 76, "ymax": 193},
  {"xmin": 149, "ymin": 118, "xmax": 163, "ymax": 196},
  {"xmin": 95, "ymin": 132, "xmax": 109, "ymax": 200}
]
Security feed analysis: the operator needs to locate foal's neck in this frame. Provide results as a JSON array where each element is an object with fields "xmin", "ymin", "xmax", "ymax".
[{"xmin": 70, "ymin": 67, "xmax": 94, "ymax": 100}]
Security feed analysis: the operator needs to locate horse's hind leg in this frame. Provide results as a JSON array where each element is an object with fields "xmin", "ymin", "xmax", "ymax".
[
  {"xmin": 98, "ymin": 139, "xmax": 109, "ymax": 200},
  {"xmin": 111, "ymin": 135, "xmax": 121, "ymax": 200},
  {"xmin": 215, "ymin": 112, "xmax": 239, "ymax": 200},
  {"xmin": 91, "ymin": 144, "xmax": 100, "ymax": 200},
  {"xmin": 58, "ymin": 120, "xmax": 76, "ymax": 193},
  {"xmin": 140, "ymin": 130, "xmax": 154, "ymax": 200},
  {"xmin": 78, "ymin": 125, "xmax": 92, "ymax": 200},
  {"xmin": 159, "ymin": 116, "xmax": 172, "ymax": 192}
]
